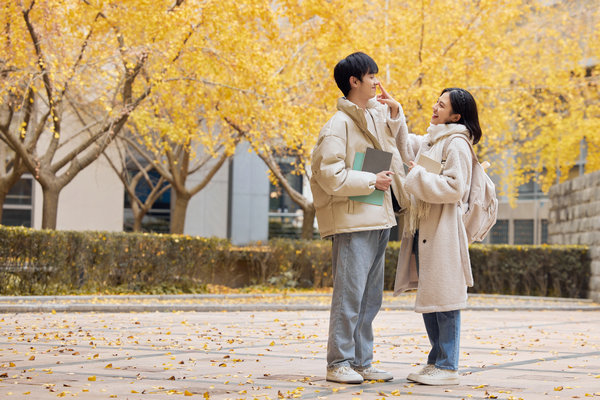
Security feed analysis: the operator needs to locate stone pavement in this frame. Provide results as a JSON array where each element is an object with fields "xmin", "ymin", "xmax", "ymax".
[{"xmin": 0, "ymin": 292, "xmax": 599, "ymax": 399}]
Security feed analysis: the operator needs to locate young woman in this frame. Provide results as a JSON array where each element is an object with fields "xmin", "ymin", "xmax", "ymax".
[{"xmin": 392, "ymin": 87, "xmax": 482, "ymax": 385}]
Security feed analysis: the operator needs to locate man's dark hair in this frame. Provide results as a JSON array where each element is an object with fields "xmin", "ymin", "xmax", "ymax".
[
  {"xmin": 334, "ymin": 52, "xmax": 379, "ymax": 97},
  {"xmin": 441, "ymin": 88, "xmax": 483, "ymax": 145}
]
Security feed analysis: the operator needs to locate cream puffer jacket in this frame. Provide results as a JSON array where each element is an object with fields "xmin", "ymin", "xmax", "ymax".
[{"xmin": 310, "ymin": 97, "xmax": 408, "ymax": 238}]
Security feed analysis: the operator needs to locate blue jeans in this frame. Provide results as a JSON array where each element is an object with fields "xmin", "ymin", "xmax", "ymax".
[
  {"xmin": 423, "ymin": 311, "xmax": 461, "ymax": 370},
  {"xmin": 327, "ymin": 229, "xmax": 390, "ymax": 369}
]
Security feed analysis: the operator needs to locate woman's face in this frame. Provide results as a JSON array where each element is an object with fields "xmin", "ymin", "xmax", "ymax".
[{"xmin": 431, "ymin": 92, "xmax": 459, "ymax": 124}]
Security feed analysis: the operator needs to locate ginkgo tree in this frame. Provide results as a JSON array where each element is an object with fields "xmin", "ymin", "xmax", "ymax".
[
  {"xmin": 0, "ymin": 0, "xmax": 195, "ymax": 229},
  {"xmin": 102, "ymin": 136, "xmax": 172, "ymax": 233},
  {"xmin": 121, "ymin": 0, "xmax": 305, "ymax": 234}
]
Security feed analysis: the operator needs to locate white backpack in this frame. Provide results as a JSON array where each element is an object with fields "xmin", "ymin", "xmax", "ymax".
[{"xmin": 442, "ymin": 134, "xmax": 498, "ymax": 244}]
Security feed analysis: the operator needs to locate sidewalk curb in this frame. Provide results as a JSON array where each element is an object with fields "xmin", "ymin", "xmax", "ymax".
[
  {"xmin": 0, "ymin": 293, "xmax": 598, "ymax": 313},
  {"xmin": 0, "ymin": 303, "xmax": 599, "ymax": 313}
]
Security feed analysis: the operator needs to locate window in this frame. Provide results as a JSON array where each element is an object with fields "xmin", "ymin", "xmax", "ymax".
[
  {"xmin": 541, "ymin": 219, "xmax": 548, "ymax": 244},
  {"xmin": 490, "ymin": 219, "xmax": 509, "ymax": 244},
  {"xmin": 514, "ymin": 219, "xmax": 534, "ymax": 245},
  {"xmin": 268, "ymin": 159, "xmax": 306, "ymax": 239},
  {"xmin": 517, "ymin": 179, "xmax": 545, "ymax": 200},
  {"xmin": 123, "ymin": 169, "xmax": 171, "ymax": 233},
  {"xmin": 2, "ymin": 176, "xmax": 33, "ymax": 227}
]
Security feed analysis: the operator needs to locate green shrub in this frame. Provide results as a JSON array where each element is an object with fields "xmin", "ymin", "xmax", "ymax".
[
  {"xmin": 0, "ymin": 226, "xmax": 230, "ymax": 295},
  {"xmin": 468, "ymin": 244, "xmax": 590, "ymax": 298},
  {"xmin": 0, "ymin": 226, "xmax": 590, "ymax": 298}
]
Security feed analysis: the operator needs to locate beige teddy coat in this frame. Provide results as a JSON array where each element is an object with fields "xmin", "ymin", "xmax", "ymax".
[{"xmin": 393, "ymin": 123, "xmax": 474, "ymax": 313}]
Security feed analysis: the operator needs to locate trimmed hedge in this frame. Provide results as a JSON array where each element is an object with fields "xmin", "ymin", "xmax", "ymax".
[
  {"xmin": 468, "ymin": 244, "xmax": 590, "ymax": 298},
  {"xmin": 0, "ymin": 226, "xmax": 590, "ymax": 297}
]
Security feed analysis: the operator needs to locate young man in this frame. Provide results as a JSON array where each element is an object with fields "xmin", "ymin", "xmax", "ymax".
[{"xmin": 310, "ymin": 52, "xmax": 408, "ymax": 384}]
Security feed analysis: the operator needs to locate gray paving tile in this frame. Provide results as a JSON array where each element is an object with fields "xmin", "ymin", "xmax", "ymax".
[{"xmin": 0, "ymin": 302, "xmax": 598, "ymax": 399}]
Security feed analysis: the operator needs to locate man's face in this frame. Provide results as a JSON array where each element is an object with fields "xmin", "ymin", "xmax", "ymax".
[{"xmin": 352, "ymin": 73, "xmax": 378, "ymax": 101}]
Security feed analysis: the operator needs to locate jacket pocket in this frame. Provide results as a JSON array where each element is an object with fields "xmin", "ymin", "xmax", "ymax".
[{"xmin": 310, "ymin": 180, "xmax": 331, "ymax": 209}]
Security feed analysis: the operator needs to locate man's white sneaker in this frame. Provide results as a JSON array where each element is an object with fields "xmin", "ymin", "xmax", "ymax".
[
  {"xmin": 353, "ymin": 365, "xmax": 393, "ymax": 381},
  {"xmin": 409, "ymin": 366, "xmax": 459, "ymax": 385},
  {"xmin": 406, "ymin": 364, "xmax": 435, "ymax": 382},
  {"xmin": 326, "ymin": 365, "xmax": 364, "ymax": 384}
]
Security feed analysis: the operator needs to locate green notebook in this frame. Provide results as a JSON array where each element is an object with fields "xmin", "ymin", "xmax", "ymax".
[{"xmin": 349, "ymin": 148, "xmax": 392, "ymax": 206}]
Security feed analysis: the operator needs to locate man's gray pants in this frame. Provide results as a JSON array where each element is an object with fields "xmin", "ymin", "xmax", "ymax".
[{"xmin": 327, "ymin": 228, "xmax": 390, "ymax": 369}]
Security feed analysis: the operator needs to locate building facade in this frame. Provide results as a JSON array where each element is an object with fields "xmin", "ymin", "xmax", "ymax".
[{"xmin": 2, "ymin": 141, "xmax": 270, "ymax": 245}]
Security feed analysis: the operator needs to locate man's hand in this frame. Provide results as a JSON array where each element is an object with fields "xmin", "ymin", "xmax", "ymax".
[
  {"xmin": 376, "ymin": 83, "xmax": 401, "ymax": 119},
  {"xmin": 375, "ymin": 171, "xmax": 394, "ymax": 191}
]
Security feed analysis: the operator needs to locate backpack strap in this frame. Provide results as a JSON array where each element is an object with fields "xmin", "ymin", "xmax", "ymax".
[
  {"xmin": 440, "ymin": 134, "xmax": 477, "ymax": 210},
  {"xmin": 441, "ymin": 134, "xmax": 477, "ymax": 168}
]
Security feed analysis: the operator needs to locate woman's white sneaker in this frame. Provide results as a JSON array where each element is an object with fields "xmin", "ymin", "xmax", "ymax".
[
  {"xmin": 406, "ymin": 364, "xmax": 435, "ymax": 382},
  {"xmin": 409, "ymin": 366, "xmax": 459, "ymax": 385},
  {"xmin": 326, "ymin": 365, "xmax": 364, "ymax": 384}
]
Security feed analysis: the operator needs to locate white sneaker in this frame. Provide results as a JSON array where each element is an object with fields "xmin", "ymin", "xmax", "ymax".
[
  {"xmin": 353, "ymin": 365, "xmax": 393, "ymax": 381},
  {"xmin": 409, "ymin": 366, "xmax": 459, "ymax": 385},
  {"xmin": 326, "ymin": 365, "xmax": 364, "ymax": 384},
  {"xmin": 406, "ymin": 364, "xmax": 435, "ymax": 382}
]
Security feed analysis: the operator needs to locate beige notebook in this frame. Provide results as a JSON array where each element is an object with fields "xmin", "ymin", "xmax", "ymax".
[{"xmin": 416, "ymin": 153, "xmax": 442, "ymax": 174}]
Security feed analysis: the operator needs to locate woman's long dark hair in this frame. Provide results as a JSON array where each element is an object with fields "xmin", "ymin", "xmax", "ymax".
[{"xmin": 441, "ymin": 88, "xmax": 482, "ymax": 145}]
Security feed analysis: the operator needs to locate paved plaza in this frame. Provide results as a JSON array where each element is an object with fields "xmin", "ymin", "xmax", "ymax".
[{"xmin": 0, "ymin": 293, "xmax": 599, "ymax": 399}]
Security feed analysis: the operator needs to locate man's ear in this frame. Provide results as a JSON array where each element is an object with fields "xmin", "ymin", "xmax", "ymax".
[{"xmin": 350, "ymin": 76, "xmax": 359, "ymax": 87}]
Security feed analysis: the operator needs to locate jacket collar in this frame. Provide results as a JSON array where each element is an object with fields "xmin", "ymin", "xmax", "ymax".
[{"xmin": 337, "ymin": 97, "xmax": 382, "ymax": 149}]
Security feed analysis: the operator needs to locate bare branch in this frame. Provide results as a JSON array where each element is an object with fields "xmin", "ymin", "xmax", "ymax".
[
  {"xmin": 441, "ymin": 1, "xmax": 483, "ymax": 57},
  {"xmin": 165, "ymin": 77, "xmax": 272, "ymax": 99},
  {"xmin": 22, "ymin": 2, "xmax": 60, "ymax": 137},
  {"xmin": 258, "ymin": 150, "xmax": 310, "ymax": 209},
  {"xmin": 60, "ymin": 13, "xmax": 103, "ymax": 99},
  {"xmin": 185, "ymin": 148, "xmax": 231, "ymax": 197}
]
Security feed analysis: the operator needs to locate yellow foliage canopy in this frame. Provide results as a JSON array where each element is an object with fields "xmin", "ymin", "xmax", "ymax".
[
  {"xmin": 1, "ymin": 0, "xmax": 598, "ymax": 207},
  {"xmin": 297, "ymin": 0, "xmax": 599, "ymax": 203}
]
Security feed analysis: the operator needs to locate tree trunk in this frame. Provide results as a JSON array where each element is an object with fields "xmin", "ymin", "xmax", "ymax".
[
  {"xmin": 133, "ymin": 216, "xmax": 143, "ymax": 232},
  {"xmin": 170, "ymin": 191, "xmax": 191, "ymax": 234},
  {"xmin": 130, "ymin": 201, "xmax": 146, "ymax": 232},
  {"xmin": 41, "ymin": 185, "xmax": 61, "ymax": 229},
  {"xmin": 0, "ymin": 190, "xmax": 8, "ymax": 222},
  {"xmin": 300, "ymin": 204, "xmax": 316, "ymax": 240}
]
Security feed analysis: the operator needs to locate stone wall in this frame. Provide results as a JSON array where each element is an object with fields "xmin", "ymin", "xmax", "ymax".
[{"xmin": 548, "ymin": 170, "xmax": 600, "ymax": 302}]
